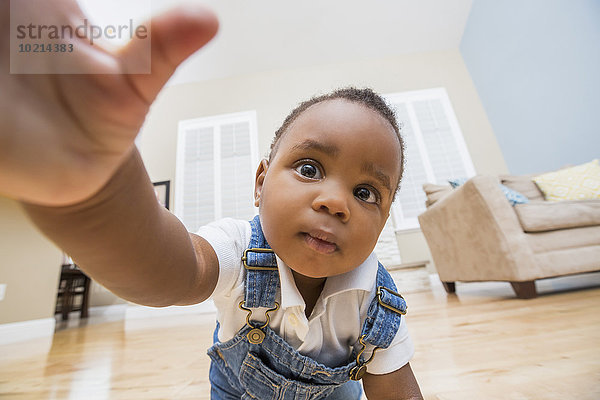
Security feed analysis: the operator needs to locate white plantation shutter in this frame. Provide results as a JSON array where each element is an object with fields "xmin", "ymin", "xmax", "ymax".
[
  {"xmin": 176, "ymin": 112, "xmax": 259, "ymax": 232},
  {"xmin": 220, "ymin": 122, "xmax": 256, "ymax": 221},
  {"xmin": 385, "ymin": 88, "xmax": 475, "ymax": 230},
  {"xmin": 181, "ymin": 126, "xmax": 215, "ymax": 229}
]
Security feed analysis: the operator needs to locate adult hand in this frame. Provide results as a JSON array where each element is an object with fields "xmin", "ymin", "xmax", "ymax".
[{"xmin": 0, "ymin": 0, "xmax": 218, "ymax": 206}]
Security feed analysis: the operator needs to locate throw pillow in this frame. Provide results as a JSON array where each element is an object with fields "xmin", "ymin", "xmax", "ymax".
[
  {"xmin": 448, "ymin": 177, "xmax": 529, "ymax": 206},
  {"xmin": 448, "ymin": 178, "xmax": 468, "ymax": 188},
  {"xmin": 498, "ymin": 184, "xmax": 530, "ymax": 206},
  {"xmin": 532, "ymin": 159, "xmax": 600, "ymax": 202}
]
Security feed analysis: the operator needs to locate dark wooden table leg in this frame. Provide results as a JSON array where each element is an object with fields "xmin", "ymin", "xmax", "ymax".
[
  {"xmin": 61, "ymin": 276, "xmax": 72, "ymax": 321},
  {"xmin": 81, "ymin": 276, "xmax": 91, "ymax": 318},
  {"xmin": 510, "ymin": 281, "xmax": 537, "ymax": 299},
  {"xmin": 442, "ymin": 281, "xmax": 456, "ymax": 294}
]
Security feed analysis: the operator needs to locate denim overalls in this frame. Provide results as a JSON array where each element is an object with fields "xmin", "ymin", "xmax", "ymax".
[{"xmin": 208, "ymin": 216, "xmax": 407, "ymax": 399}]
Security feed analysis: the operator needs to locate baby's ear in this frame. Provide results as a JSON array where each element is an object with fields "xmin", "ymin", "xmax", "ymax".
[{"xmin": 254, "ymin": 159, "xmax": 269, "ymax": 207}]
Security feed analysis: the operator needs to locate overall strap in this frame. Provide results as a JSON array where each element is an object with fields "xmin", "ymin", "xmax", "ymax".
[
  {"xmin": 360, "ymin": 263, "xmax": 407, "ymax": 348},
  {"xmin": 349, "ymin": 263, "xmax": 407, "ymax": 380},
  {"xmin": 243, "ymin": 215, "xmax": 280, "ymax": 308}
]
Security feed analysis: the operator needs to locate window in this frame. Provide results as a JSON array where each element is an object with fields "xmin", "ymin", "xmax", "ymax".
[
  {"xmin": 175, "ymin": 111, "xmax": 259, "ymax": 232},
  {"xmin": 385, "ymin": 88, "xmax": 475, "ymax": 231}
]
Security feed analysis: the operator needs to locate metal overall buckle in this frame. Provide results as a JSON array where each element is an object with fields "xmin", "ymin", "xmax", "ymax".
[
  {"xmin": 376, "ymin": 286, "xmax": 407, "ymax": 315},
  {"xmin": 349, "ymin": 335, "xmax": 380, "ymax": 381},
  {"xmin": 349, "ymin": 286, "xmax": 407, "ymax": 380},
  {"xmin": 242, "ymin": 248, "xmax": 278, "ymax": 271},
  {"xmin": 238, "ymin": 300, "xmax": 280, "ymax": 344}
]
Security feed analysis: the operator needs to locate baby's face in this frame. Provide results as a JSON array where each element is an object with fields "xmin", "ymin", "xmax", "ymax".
[{"xmin": 255, "ymin": 99, "xmax": 401, "ymax": 278}]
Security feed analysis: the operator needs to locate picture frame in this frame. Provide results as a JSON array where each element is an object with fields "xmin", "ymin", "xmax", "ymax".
[{"xmin": 152, "ymin": 180, "xmax": 171, "ymax": 210}]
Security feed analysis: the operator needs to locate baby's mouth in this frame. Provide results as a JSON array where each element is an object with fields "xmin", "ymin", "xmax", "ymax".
[{"xmin": 302, "ymin": 232, "xmax": 338, "ymax": 255}]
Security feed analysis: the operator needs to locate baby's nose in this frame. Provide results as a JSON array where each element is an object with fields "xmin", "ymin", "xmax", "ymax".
[{"xmin": 311, "ymin": 187, "xmax": 350, "ymax": 222}]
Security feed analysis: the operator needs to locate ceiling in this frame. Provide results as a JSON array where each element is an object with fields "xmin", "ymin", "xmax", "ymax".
[{"xmin": 81, "ymin": 0, "xmax": 474, "ymax": 86}]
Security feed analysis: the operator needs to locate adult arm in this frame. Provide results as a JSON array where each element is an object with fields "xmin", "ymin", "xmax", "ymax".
[
  {"xmin": 1, "ymin": 1, "xmax": 220, "ymax": 305},
  {"xmin": 22, "ymin": 148, "xmax": 219, "ymax": 306}
]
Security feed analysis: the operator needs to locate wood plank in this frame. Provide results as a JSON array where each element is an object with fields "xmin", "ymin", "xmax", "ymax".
[{"xmin": 1, "ymin": 273, "xmax": 599, "ymax": 399}]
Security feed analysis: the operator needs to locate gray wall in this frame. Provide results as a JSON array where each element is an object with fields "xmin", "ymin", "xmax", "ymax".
[{"xmin": 460, "ymin": 0, "xmax": 600, "ymax": 175}]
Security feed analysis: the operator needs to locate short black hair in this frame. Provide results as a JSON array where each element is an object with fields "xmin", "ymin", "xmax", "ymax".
[{"xmin": 269, "ymin": 87, "xmax": 405, "ymax": 193}]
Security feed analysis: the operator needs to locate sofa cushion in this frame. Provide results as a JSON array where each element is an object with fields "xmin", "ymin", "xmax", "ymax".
[
  {"xmin": 514, "ymin": 199, "xmax": 600, "ymax": 232},
  {"xmin": 532, "ymin": 159, "xmax": 600, "ymax": 202},
  {"xmin": 500, "ymin": 175, "xmax": 545, "ymax": 201},
  {"xmin": 525, "ymin": 225, "xmax": 600, "ymax": 255}
]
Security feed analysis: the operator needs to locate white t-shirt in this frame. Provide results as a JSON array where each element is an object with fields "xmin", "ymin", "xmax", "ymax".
[{"xmin": 197, "ymin": 218, "xmax": 414, "ymax": 375}]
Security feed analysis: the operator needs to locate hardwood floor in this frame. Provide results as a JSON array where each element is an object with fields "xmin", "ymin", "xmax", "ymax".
[{"xmin": 1, "ymin": 273, "xmax": 599, "ymax": 399}]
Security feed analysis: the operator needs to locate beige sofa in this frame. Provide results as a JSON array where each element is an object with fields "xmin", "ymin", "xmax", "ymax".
[{"xmin": 418, "ymin": 174, "xmax": 600, "ymax": 298}]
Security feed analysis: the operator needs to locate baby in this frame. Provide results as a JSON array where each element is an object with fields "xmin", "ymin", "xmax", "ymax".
[
  {"xmin": 200, "ymin": 88, "xmax": 421, "ymax": 398},
  {"xmin": 1, "ymin": 1, "xmax": 422, "ymax": 399}
]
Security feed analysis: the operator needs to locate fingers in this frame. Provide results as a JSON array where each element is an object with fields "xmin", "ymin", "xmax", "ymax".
[{"xmin": 119, "ymin": 5, "xmax": 219, "ymax": 104}]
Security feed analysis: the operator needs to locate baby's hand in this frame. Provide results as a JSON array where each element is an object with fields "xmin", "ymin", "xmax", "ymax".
[{"xmin": 0, "ymin": 0, "xmax": 218, "ymax": 206}]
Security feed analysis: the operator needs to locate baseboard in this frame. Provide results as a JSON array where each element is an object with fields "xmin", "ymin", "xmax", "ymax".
[
  {"xmin": 88, "ymin": 303, "xmax": 128, "ymax": 316},
  {"xmin": 0, "ymin": 317, "xmax": 55, "ymax": 346},
  {"xmin": 387, "ymin": 260, "xmax": 430, "ymax": 271},
  {"xmin": 125, "ymin": 300, "xmax": 216, "ymax": 320}
]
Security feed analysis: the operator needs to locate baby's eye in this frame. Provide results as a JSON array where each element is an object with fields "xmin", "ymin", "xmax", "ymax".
[
  {"xmin": 295, "ymin": 162, "xmax": 322, "ymax": 179},
  {"xmin": 354, "ymin": 187, "xmax": 378, "ymax": 204}
]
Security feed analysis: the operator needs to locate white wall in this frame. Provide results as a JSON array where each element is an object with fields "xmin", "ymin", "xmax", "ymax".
[
  {"xmin": 0, "ymin": 48, "xmax": 508, "ymax": 316},
  {"xmin": 0, "ymin": 198, "xmax": 62, "ymax": 324},
  {"xmin": 138, "ymin": 49, "xmax": 507, "ymax": 273}
]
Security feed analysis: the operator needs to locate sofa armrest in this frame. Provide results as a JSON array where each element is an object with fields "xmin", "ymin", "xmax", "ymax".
[{"xmin": 418, "ymin": 176, "xmax": 541, "ymax": 282}]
